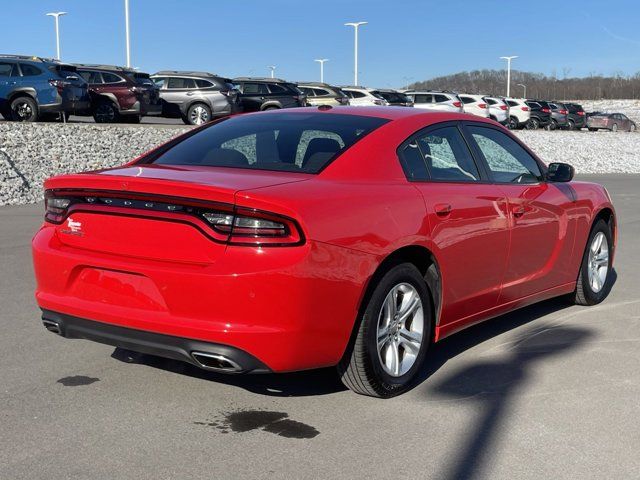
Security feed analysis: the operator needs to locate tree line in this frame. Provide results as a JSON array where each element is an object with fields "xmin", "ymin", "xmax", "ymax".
[{"xmin": 408, "ymin": 69, "xmax": 640, "ymax": 100}]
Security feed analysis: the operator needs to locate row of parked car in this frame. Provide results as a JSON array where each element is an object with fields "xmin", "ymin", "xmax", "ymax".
[{"xmin": 0, "ymin": 54, "xmax": 636, "ymax": 132}]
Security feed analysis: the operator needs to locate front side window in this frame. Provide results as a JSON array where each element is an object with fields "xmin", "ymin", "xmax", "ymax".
[
  {"xmin": 150, "ymin": 113, "xmax": 389, "ymax": 173},
  {"xmin": 399, "ymin": 126, "xmax": 480, "ymax": 182},
  {"xmin": 241, "ymin": 83, "xmax": 268, "ymax": 94},
  {"xmin": 468, "ymin": 125, "xmax": 542, "ymax": 183},
  {"xmin": 79, "ymin": 71, "xmax": 103, "ymax": 84},
  {"xmin": 414, "ymin": 94, "xmax": 431, "ymax": 104},
  {"xmin": 152, "ymin": 77, "xmax": 166, "ymax": 88}
]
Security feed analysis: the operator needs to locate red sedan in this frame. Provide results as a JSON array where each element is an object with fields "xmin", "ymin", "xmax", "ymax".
[{"xmin": 33, "ymin": 107, "xmax": 616, "ymax": 397}]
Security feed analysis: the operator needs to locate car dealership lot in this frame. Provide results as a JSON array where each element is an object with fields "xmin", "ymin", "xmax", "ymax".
[{"xmin": 1, "ymin": 174, "xmax": 639, "ymax": 479}]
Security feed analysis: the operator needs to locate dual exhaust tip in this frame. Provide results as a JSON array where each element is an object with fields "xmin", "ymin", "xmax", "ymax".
[{"xmin": 42, "ymin": 319, "xmax": 244, "ymax": 373}]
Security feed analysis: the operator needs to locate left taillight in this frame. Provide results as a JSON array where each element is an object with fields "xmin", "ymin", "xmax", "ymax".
[
  {"xmin": 48, "ymin": 79, "xmax": 67, "ymax": 95},
  {"xmin": 44, "ymin": 193, "xmax": 71, "ymax": 223},
  {"xmin": 453, "ymin": 101, "xmax": 462, "ymax": 108},
  {"xmin": 500, "ymin": 105, "xmax": 508, "ymax": 110},
  {"xmin": 202, "ymin": 207, "xmax": 303, "ymax": 246}
]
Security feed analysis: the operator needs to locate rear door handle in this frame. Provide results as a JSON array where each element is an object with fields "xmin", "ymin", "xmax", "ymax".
[{"xmin": 434, "ymin": 203, "xmax": 452, "ymax": 216}]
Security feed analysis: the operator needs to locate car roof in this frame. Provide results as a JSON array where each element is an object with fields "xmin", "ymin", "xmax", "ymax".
[
  {"xmin": 152, "ymin": 71, "xmax": 219, "ymax": 78},
  {"xmin": 233, "ymin": 77, "xmax": 291, "ymax": 83}
]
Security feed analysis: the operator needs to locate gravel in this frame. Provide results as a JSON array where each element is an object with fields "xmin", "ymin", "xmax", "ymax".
[{"xmin": 1, "ymin": 120, "xmax": 639, "ymax": 206}]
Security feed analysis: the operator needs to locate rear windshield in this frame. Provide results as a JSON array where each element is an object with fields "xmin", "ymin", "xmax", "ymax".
[{"xmin": 150, "ymin": 113, "xmax": 389, "ymax": 173}]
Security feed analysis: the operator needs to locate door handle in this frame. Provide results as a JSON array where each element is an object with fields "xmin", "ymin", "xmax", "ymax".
[
  {"xmin": 434, "ymin": 203, "xmax": 452, "ymax": 216},
  {"xmin": 512, "ymin": 205, "xmax": 526, "ymax": 217},
  {"xmin": 186, "ymin": 92, "xmax": 195, "ymax": 96}
]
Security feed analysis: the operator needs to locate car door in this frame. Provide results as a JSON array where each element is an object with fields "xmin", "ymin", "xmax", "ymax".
[
  {"xmin": 463, "ymin": 123, "xmax": 576, "ymax": 303},
  {"xmin": 398, "ymin": 123, "xmax": 511, "ymax": 326},
  {"xmin": 163, "ymin": 77, "xmax": 197, "ymax": 113},
  {"xmin": 0, "ymin": 62, "xmax": 17, "ymax": 110},
  {"xmin": 238, "ymin": 82, "xmax": 269, "ymax": 111}
]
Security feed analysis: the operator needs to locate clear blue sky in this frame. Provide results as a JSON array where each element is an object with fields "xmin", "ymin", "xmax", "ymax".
[{"xmin": 2, "ymin": 0, "xmax": 639, "ymax": 87}]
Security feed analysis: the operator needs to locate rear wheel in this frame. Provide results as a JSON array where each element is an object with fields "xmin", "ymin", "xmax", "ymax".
[
  {"xmin": 508, "ymin": 116, "xmax": 519, "ymax": 129},
  {"xmin": 630, "ymin": 124, "xmax": 636, "ymax": 132},
  {"xmin": 545, "ymin": 120, "xmax": 557, "ymax": 131},
  {"xmin": 573, "ymin": 219, "xmax": 613, "ymax": 306},
  {"xmin": 262, "ymin": 105, "xmax": 280, "ymax": 111},
  {"xmin": 568, "ymin": 119, "xmax": 576, "ymax": 130},
  {"xmin": 10, "ymin": 96, "xmax": 38, "ymax": 122},
  {"xmin": 611, "ymin": 123, "xmax": 618, "ymax": 132},
  {"xmin": 338, "ymin": 263, "xmax": 432, "ymax": 398},
  {"xmin": 185, "ymin": 103, "xmax": 211, "ymax": 125},
  {"xmin": 526, "ymin": 118, "xmax": 539, "ymax": 129},
  {"xmin": 93, "ymin": 102, "xmax": 120, "ymax": 123}
]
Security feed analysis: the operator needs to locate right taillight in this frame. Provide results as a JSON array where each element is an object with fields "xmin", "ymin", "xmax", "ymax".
[
  {"xmin": 542, "ymin": 107, "xmax": 551, "ymax": 113},
  {"xmin": 48, "ymin": 79, "xmax": 67, "ymax": 95},
  {"xmin": 478, "ymin": 103, "xmax": 487, "ymax": 109},
  {"xmin": 44, "ymin": 195, "xmax": 71, "ymax": 223},
  {"xmin": 521, "ymin": 106, "xmax": 530, "ymax": 111},
  {"xmin": 453, "ymin": 101, "xmax": 462, "ymax": 108},
  {"xmin": 578, "ymin": 111, "xmax": 585, "ymax": 116}
]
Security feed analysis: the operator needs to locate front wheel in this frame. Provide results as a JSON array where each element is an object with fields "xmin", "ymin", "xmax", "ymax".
[
  {"xmin": 338, "ymin": 263, "xmax": 432, "ymax": 398},
  {"xmin": 526, "ymin": 118, "xmax": 539, "ymax": 130},
  {"xmin": 508, "ymin": 116, "xmax": 519, "ymax": 130},
  {"xmin": 611, "ymin": 123, "xmax": 618, "ymax": 132},
  {"xmin": 573, "ymin": 219, "xmax": 613, "ymax": 306},
  {"xmin": 93, "ymin": 102, "xmax": 120, "ymax": 123},
  {"xmin": 185, "ymin": 103, "xmax": 211, "ymax": 125},
  {"xmin": 10, "ymin": 96, "xmax": 38, "ymax": 122}
]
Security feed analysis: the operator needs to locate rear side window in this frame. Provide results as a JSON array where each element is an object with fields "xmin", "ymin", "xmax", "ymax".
[
  {"xmin": 414, "ymin": 94, "xmax": 431, "ymax": 103},
  {"xmin": 167, "ymin": 77, "xmax": 196, "ymax": 89},
  {"xmin": 0, "ymin": 62, "xmax": 15, "ymax": 76},
  {"xmin": 313, "ymin": 88, "xmax": 331, "ymax": 96},
  {"xmin": 268, "ymin": 83, "xmax": 289, "ymax": 94},
  {"xmin": 399, "ymin": 126, "xmax": 480, "ymax": 182},
  {"xmin": 349, "ymin": 90, "xmax": 366, "ymax": 98},
  {"xmin": 468, "ymin": 126, "xmax": 541, "ymax": 183},
  {"xmin": 153, "ymin": 77, "xmax": 166, "ymax": 88},
  {"xmin": 434, "ymin": 94, "xmax": 449, "ymax": 103},
  {"xmin": 150, "ymin": 113, "xmax": 389, "ymax": 173},
  {"xmin": 485, "ymin": 98, "xmax": 497, "ymax": 105},
  {"xmin": 19, "ymin": 64, "xmax": 43, "ymax": 76},
  {"xmin": 506, "ymin": 100, "xmax": 517, "ymax": 107},
  {"xmin": 460, "ymin": 96, "xmax": 474, "ymax": 104},
  {"xmin": 195, "ymin": 79, "xmax": 215, "ymax": 88},
  {"xmin": 102, "ymin": 72, "xmax": 124, "ymax": 83}
]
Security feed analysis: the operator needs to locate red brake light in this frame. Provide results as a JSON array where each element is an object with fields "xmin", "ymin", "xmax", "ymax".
[
  {"xmin": 453, "ymin": 101, "xmax": 462, "ymax": 108},
  {"xmin": 577, "ymin": 111, "xmax": 585, "ymax": 116},
  {"xmin": 559, "ymin": 109, "xmax": 568, "ymax": 115},
  {"xmin": 478, "ymin": 103, "xmax": 487, "ymax": 109},
  {"xmin": 542, "ymin": 108, "xmax": 551, "ymax": 113},
  {"xmin": 521, "ymin": 106, "xmax": 530, "ymax": 111},
  {"xmin": 500, "ymin": 105, "xmax": 508, "ymax": 110}
]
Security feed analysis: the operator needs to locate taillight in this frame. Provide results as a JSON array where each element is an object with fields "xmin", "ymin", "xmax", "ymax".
[
  {"xmin": 453, "ymin": 101, "xmax": 462, "ymax": 108},
  {"xmin": 559, "ymin": 109, "xmax": 568, "ymax": 115},
  {"xmin": 578, "ymin": 111, "xmax": 585, "ymax": 116},
  {"xmin": 500, "ymin": 105, "xmax": 508, "ymax": 110},
  {"xmin": 48, "ymin": 79, "xmax": 67, "ymax": 95},
  {"xmin": 542, "ymin": 108, "xmax": 551, "ymax": 113},
  {"xmin": 44, "ymin": 195, "xmax": 71, "ymax": 223},
  {"xmin": 202, "ymin": 207, "xmax": 303, "ymax": 245},
  {"xmin": 478, "ymin": 103, "xmax": 487, "ymax": 109},
  {"xmin": 521, "ymin": 106, "xmax": 530, "ymax": 111}
]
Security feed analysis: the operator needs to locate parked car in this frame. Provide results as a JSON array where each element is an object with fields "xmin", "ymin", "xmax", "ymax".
[
  {"xmin": 504, "ymin": 98, "xmax": 531, "ymax": 129},
  {"xmin": 459, "ymin": 94, "xmax": 489, "ymax": 118},
  {"xmin": 297, "ymin": 82, "xmax": 349, "ymax": 106},
  {"xmin": 405, "ymin": 90, "xmax": 463, "ymax": 113},
  {"xmin": 234, "ymin": 77, "xmax": 306, "ymax": 112},
  {"xmin": 525, "ymin": 100, "xmax": 553, "ymax": 129},
  {"xmin": 547, "ymin": 102, "xmax": 570, "ymax": 130},
  {"xmin": 0, "ymin": 54, "xmax": 90, "ymax": 122},
  {"xmin": 483, "ymin": 96, "xmax": 509, "ymax": 125},
  {"xmin": 564, "ymin": 102, "xmax": 587, "ymax": 130},
  {"xmin": 33, "ymin": 107, "xmax": 616, "ymax": 397},
  {"xmin": 75, "ymin": 64, "xmax": 161, "ymax": 123},
  {"xmin": 151, "ymin": 71, "xmax": 241, "ymax": 125},
  {"xmin": 587, "ymin": 113, "xmax": 637, "ymax": 132},
  {"xmin": 341, "ymin": 86, "xmax": 388, "ymax": 106},
  {"xmin": 369, "ymin": 89, "xmax": 413, "ymax": 106}
]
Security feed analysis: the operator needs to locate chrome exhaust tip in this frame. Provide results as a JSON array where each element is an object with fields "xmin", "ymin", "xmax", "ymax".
[
  {"xmin": 191, "ymin": 351, "xmax": 243, "ymax": 373},
  {"xmin": 43, "ymin": 319, "xmax": 62, "ymax": 335}
]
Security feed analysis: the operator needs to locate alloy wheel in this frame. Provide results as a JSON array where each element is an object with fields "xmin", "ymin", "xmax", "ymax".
[
  {"xmin": 190, "ymin": 105, "xmax": 209, "ymax": 125},
  {"xmin": 95, "ymin": 104, "xmax": 116, "ymax": 123},
  {"xmin": 587, "ymin": 231, "xmax": 609, "ymax": 293},
  {"xmin": 14, "ymin": 101, "xmax": 34, "ymax": 121},
  {"xmin": 376, "ymin": 283, "xmax": 424, "ymax": 377}
]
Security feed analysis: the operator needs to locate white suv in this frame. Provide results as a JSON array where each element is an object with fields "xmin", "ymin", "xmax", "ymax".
[
  {"xmin": 341, "ymin": 87, "xmax": 388, "ymax": 106},
  {"xmin": 405, "ymin": 91, "xmax": 463, "ymax": 113},
  {"xmin": 483, "ymin": 96, "xmax": 509, "ymax": 125},
  {"xmin": 459, "ymin": 94, "xmax": 489, "ymax": 118},
  {"xmin": 504, "ymin": 98, "xmax": 531, "ymax": 129}
]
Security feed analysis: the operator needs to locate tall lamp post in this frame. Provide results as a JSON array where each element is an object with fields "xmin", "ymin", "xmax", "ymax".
[
  {"xmin": 45, "ymin": 12, "xmax": 67, "ymax": 60},
  {"xmin": 517, "ymin": 83, "xmax": 527, "ymax": 98},
  {"xmin": 344, "ymin": 21, "xmax": 367, "ymax": 85},
  {"xmin": 267, "ymin": 65, "xmax": 276, "ymax": 78},
  {"xmin": 314, "ymin": 59, "xmax": 329, "ymax": 83},
  {"xmin": 500, "ymin": 55, "xmax": 518, "ymax": 97},
  {"xmin": 124, "ymin": 0, "xmax": 131, "ymax": 67}
]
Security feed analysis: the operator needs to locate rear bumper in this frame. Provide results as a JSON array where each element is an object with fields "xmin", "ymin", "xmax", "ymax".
[
  {"xmin": 33, "ymin": 225, "xmax": 376, "ymax": 372},
  {"xmin": 41, "ymin": 309, "xmax": 270, "ymax": 373}
]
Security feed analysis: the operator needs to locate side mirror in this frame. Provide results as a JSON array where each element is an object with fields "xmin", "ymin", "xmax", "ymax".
[{"xmin": 546, "ymin": 162, "xmax": 574, "ymax": 182}]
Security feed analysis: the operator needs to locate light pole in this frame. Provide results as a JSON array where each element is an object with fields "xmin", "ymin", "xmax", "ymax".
[
  {"xmin": 500, "ymin": 55, "xmax": 518, "ymax": 97},
  {"xmin": 124, "ymin": 0, "xmax": 131, "ymax": 67},
  {"xmin": 517, "ymin": 83, "xmax": 526, "ymax": 98},
  {"xmin": 45, "ymin": 12, "xmax": 67, "ymax": 60},
  {"xmin": 267, "ymin": 65, "xmax": 276, "ymax": 78},
  {"xmin": 314, "ymin": 59, "xmax": 329, "ymax": 83},
  {"xmin": 345, "ymin": 21, "xmax": 367, "ymax": 85}
]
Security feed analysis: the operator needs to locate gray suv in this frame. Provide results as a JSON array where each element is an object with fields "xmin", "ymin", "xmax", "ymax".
[{"xmin": 150, "ymin": 71, "xmax": 241, "ymax": 125}]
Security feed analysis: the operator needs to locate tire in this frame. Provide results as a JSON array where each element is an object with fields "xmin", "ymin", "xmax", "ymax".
[
  {"xmin": 545, "ymin": 120, "xmax": 558, "ymax": 131},
  {"xmin": 262, "ymin": 105, "xmax": 280, "ymax": 111},
  {"xmin": 568, "ymin": 119, "xmax": 576, "ymax": 130},
  {"xmin": 526, "ymin": 118, "xmax": 539, "ymax": 130},
  {"xmin": 589, "ymin": 128, "xmax": 597, "ymax": 132},
  {"xmin": 508, "ymin": 116, "xmax": 518, "ymax": 130},
  {"xmin": 10, "ymin": 96, "xmax": 38, "ymax": 122},
  {"xmin": 630, "ymin": 123, "xmax": 636, "ymax": 132},
  {"xmin": 573, "ymin": 219, "xmax": 613, "ymax": 306},
  {"xmin": 93, "ymin": 102, "xmax": 120, "ymax": 123},
  {"xmin": 611, "ymin": 123, "xmax": 618, "ymax": 132},
  {"xmin": 337, "ymin": 263, "xmax": 432, "ymax": 398},
  {"xmin": 185, "ymin": 103, "xmax": 211, "ymax": 125}
]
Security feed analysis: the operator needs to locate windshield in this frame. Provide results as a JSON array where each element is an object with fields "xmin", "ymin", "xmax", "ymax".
[{"xmin": 150, "ymin": 112, "xmax": 389, "ymax": 173}]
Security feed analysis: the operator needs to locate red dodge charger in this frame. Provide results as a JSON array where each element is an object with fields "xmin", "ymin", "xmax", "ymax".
[{"xmin": 33, "ymin": 107, "xmax": 616, "ymax": 397}]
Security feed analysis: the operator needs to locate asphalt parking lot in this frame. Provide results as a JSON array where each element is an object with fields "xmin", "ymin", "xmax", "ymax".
[{"xmin": 1, "ymin": 174, "xmax": 639, "ymax": 480}]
